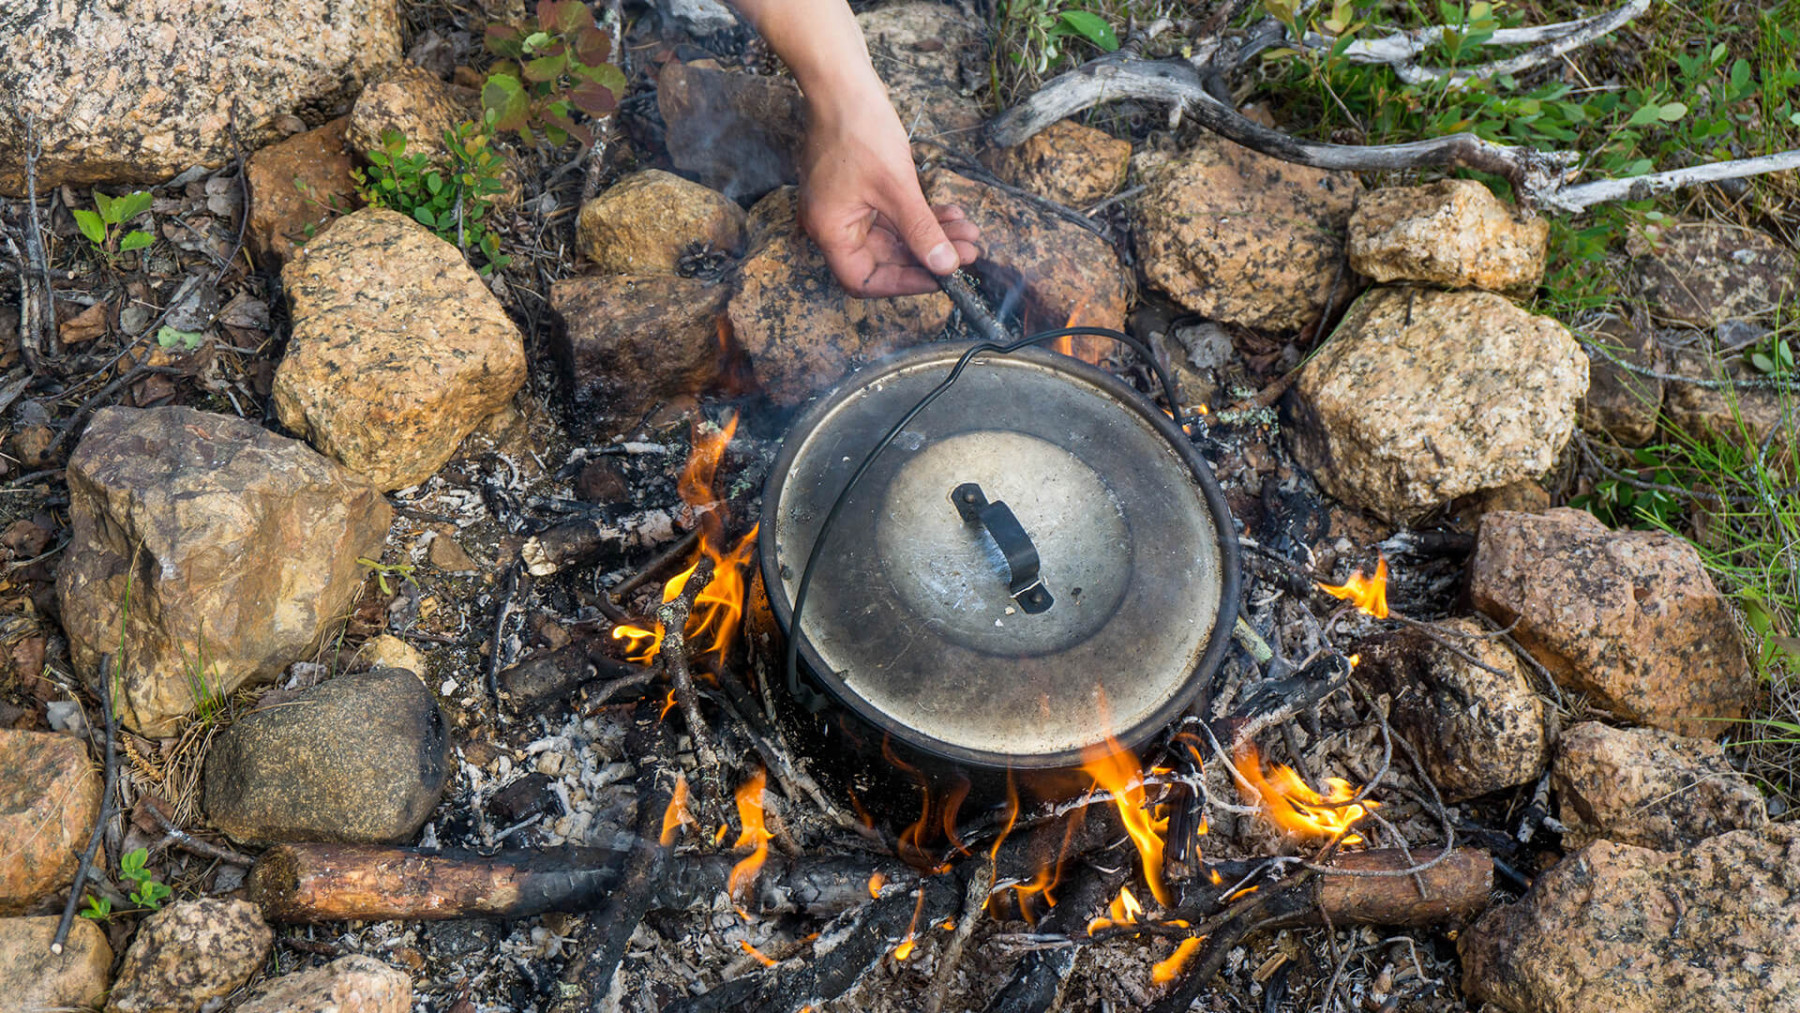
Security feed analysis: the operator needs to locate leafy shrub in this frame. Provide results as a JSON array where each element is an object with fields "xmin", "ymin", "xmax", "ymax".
[
  {"xmin": 353, "ymin": 124, "xmax": 512, "ymax": 275},
  {"xmin": 74, "ymin": 190, "xmax": 155, "ymax": 263},
  {"xmin": 483, "ymin": 0, "xmax": 626, "ymax": 148}
]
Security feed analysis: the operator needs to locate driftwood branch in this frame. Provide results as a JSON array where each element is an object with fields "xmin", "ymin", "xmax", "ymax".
[{"xmin": 1542, "ymin": 148, "xmax": 1800, "ymax": 211}]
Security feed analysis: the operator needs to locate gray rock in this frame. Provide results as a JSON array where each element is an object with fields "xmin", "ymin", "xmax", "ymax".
[
  {"xmin": 550, "ymin": 273, "xmax": 732, "ymax": 435},
  {"xmin": 204, "ymin": 668, "xmax": 449, "ymax": 845},
  {"xmin": 55, "ymin": 406, "xmax": 392, "ymax": 737},
  {"xmin": 1629, "ymin": 222, "xmax": 1798, "ymax": 327},
  {"xmin": 235, "ymin": 955, "xmax": 411, "ymax": 1013},
  {"xmin": 106, "ymin": 898, "xmax": 272, "ymax": 1013},
  {"xmin": 1578, "ymin": 314, "xmax": 1663, "ymax": 447},
  {"xmin": 1554, "ymin": 722, "xmax": 1766, "ymax": 850},
  {"xmin": 1461, "ymin": 824, "xmax": 1800, "ymax": 1013},
  {"xmin": 0, "ymin": 0, "xmax": 401, "ymax": 194},
  {"xmin": 856, "ymin": 3, "xmax": 986, "ymax": 144},
  {"xmin": 1353, "ymin": 617, "xmax": 1550, "ymax": 802},
  {"xmin": 658, "ymin": 0, "xmax": 738, "ymax": 34}
]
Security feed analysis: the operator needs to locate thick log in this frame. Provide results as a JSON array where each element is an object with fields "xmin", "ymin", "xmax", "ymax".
[
  {"xmin": 520, "ymin": 510, "xmax": 681, "ymax": 577},
  {"xmin": 1190, "ymin": 847, "xmax": 1493, "ymax": 928}
]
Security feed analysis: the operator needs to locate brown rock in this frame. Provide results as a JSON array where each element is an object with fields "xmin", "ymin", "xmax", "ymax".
[
  {"xmin": 728, "ymin": 188, "xmax": 951, "ymax": 405},
  {"xmin": 1352, "ymin": 618, "xmax": 1550, "ymax": 802},
  {"xmin": 0, "ymin": 916, "xmax": 112, "ymax": 1009},
  {"xmin": 204, "ymin": 668, "xmax": 448, "ymax": 844},
  {"xmin": 236, "ymin": 955, "xmax": 412, "ymax": 1013},
  {"xmin": 1663, "ymin": 344, "xmax": 1790, "ymax": 448},
  {"xmin": 274, "ymin": 207, "xmax": 528, "ymax": 491},
  {"xmin": 1470, "ymin": 508, "xmax": 1754, "ymax": 738},
  {"xmin": 348, "ymin": 65, "xmax": 470, "ymax": 158},
  {"xmin": 924, "ymin": 168, "xmax": 1132, "ymax": 362},
  {"xmin": 981, "ymin": 119, "xmax": 1131, "ymax": 208},
  {"xmin": 1554, "ymin": 722, "xmax": 1766, "ymax": 850},
  {"xmin": 1630, "ymin": 222, "xmax": 1798, "ymax": 327},
  {"xmin": 428, "ymin": 531, "xmax": 477, "ymax": 572},
  {"xmin": 107, "ymin": 898, "xmax": 273, "ymax": 1013},
  {"xmin": 1288, "ymin": 288, "xmax": 1587, "ymax": 523},
  {"xmin": 658, "ymin": 62, "xmax": 804, "ymax": 202},
  {"xmin": 549, "ymin": 273, "xmax": 731, "ymax": 435},
  {"xmin": 0, "ymin": 0, "xmax": 401, "ymax": 194},
  {"xmin": 1449, "ymin": 480, "xmax": 1552, "ymax": 534},
  {"xmin": 356, "ymin": 634, "xmax": 426, "ymax": 677},
  {"xmin": 1578, "ymin": 314, "xmax": 1664, "ymax": 447},
  {"xmin": 576, "ymin": 170, "xmax": 746, "ymax": 275},
  {"xmin": 56, "ymin": 407, "xmax": 393, "ymax": 736},
  {"xmin": 0, "ymin": 729, "xmax": 101, "ymax": 912},
  {"xmin": 246, "ymin": 117, "xmax": 362, "ymax": 270},
  {"xmin": 856, "ymin": 3, "xmax": 986, "ymax": 144},
  {"xmin": 1134, "ymin": 133, "xmax": 1359, "ymax": 330},
  {"xmin": 1347, "ymin": 179, "xmax": 1548, "ymax": 295},
  {"xmin": 1461, "ymin": 824, "xmax": 1800, "ymax": 1013}
]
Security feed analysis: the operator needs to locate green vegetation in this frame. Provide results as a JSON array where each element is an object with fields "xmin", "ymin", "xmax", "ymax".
[
  {"xmin": 352, "ymin": 125, "xmax": 512, "ymax": 275},
  {"xmin": 73, "ymin": 190, "xmax": 154, "ymax": 264},
  {"xmin": 482, "ymin": 0, "xmax": 627, "ymax": 148},
  {"xmin": 358, "ymin": 556, "xmax": 419, "ymax": 597},
  {"xmin": 79, "ymin": 847, "xmax": 170, "ymax": 921}
]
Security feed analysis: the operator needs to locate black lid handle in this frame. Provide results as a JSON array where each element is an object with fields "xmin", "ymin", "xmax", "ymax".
[{"xmin": 951, "ymin": 483, "xmax": 1054, "ymax": 614}]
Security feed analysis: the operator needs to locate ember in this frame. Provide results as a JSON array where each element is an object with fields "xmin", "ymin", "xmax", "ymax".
[
  {"xmin": 728, "ymin": 769, "xmax": 773, "ymax": 914},
  {"xmin": 1319, "ymin": 555, "xmax": 1390, "ymax": 619},
  {"xmin": 738, "ymin": 940, "xmax": 777, "ymax": 967},
  {"xmin": 659, "ymin": 774, "xmax": 691, "ymax": 846},
  {"xmin": 1235, "ymin": 744, "xmax": 1379, "ymax": 844}
]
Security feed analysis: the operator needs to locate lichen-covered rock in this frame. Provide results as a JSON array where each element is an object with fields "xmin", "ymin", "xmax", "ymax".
[
  {"xmin": 274, "ymin": 207, "xmax": 527, "ymax": 491},
  {"xmin": 246, "ymin": 117, "xmax": 362, "ymax": 270},
  {"xmin": 0, "ymin": 916, "xmax": 112, "ymax": 1009},
  {"xmin": 348, "ymin": 65, "xmax": 468, "ymax": 158},
  {"xmin": 55, "ymin": 407, "xmax": 392, "ymax": 736},
  {"xmin": 1470, "ymin": 509, "xmax": 1754, "ymax": 739},
  {"xmin": 0, "ymin": 0, "xmax": 401, "ymax": 194},
  {"xmin": 1629, "ymin": 222, "xmax": 1798, "ymax": 327},
  {"xmin": 856, "ymin": 3, "xmax": 986, "ymax": 144},
  {"xmin": 107, "ymin": 898, "xmax": 273, "ymax": 1013},
  {"xmin": 550, "ymin": 274, "xmax": 732, "ymax": 436},
  {"xmin": 0, "ymin": 730, "xmax": 100, "ymax": 912},
  {"xmin": 236, "ymin": 955, "xmax": 412, "ymax": 1013},
  {"xmin": 1288, "ymin": 288, "xmax": 1587, "ymax": 523},
  {"xmin": 1578, "ymin": 314, "xmax": 1664, "ymax": 447},
  {"xmin": 1352, "ymin": 618, "xmax": 1550, "ymax": 802},
  {"xmin": 1348, "ymin": 179, "xmax": 1548, "ymax": 295},
  {"xmin": 1134, "ymin": 133, "xmax": 1359, "ymax": 330},
  {"xmin": 576, "ymin": 170, "xmax": 746, "ymax": 275},
  {"xmin": 1461, "ymin": 824, "xmax": 1800, "ymax": 1013},
  {"xmin": 728, "ymin": 188, "xmax": 951, "ymax": 405},
  {"xmin": 982, "ymin": 119, "xmax": 1131, "ymax": 208},
  {"xmin": 1554, "ymin": 722, "xmax": 1766, "ymax": 850},
  {"xmin": 658, "ymin": 62, "xmax": 804, "ymax": 202},
  {"xmin": 1664, "ymin": 344, "xmax": 1791, "ymax": 448},
  {"xmin": 204, "ymin": 668, "xmax": 448, "ymax": 844},
  {"xmin": 1448, "ymin": 480, "xmax": 1551, "ymax": 534},
  {"xmin": 924, "ymin": 168, "xmax": 1132, "ymax": 360}
]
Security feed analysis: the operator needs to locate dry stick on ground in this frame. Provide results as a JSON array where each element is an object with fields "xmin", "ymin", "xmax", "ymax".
[
  {"xmin": 485, "ymin": 560, "xmax": 524, "ymax": 710},
  {"xmin": 146, "ymin": 802, "xmax": 253, "ymax": 867},
  {"xmin": 15, "ymin": 115, "xmax": 56, "ymax": 373},
  {"xmin": 984, "ymin": 861, "xmax": 1133, "ymax": 1013},
  {"xmin": 552, "ymin": 698, "xmax": 682, "ymax": 1013},
  {"xmin": 51, "ymin": 655, "xmax": 117, "ymax": 954},
  {"xmin": 924, "ymin": 861, "xmax": 995, "ymax": 1013}
]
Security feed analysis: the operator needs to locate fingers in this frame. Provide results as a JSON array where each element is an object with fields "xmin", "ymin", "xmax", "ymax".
[{"xmin": 883, "ymin": 181, "xmax": 961, "ymax": 276}]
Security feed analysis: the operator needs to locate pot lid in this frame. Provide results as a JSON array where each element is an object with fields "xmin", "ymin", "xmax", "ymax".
[{"xmin": 761, "ymin": 344, "xmax": 1237, "ymax": 769}]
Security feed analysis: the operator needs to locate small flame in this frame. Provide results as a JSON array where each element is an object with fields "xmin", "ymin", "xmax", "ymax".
[
  {"xmin": 1151, "ymin": 937, "xmax": 1204, "ymax": 986},
  {"xmin": 893, "ymin": 938, "xmax": 915, "ymax": 961},
  {"xmin": 612, "ymin": 414, "xmax": 759, "ymax": 662},
  {"xmin": 893, "ymin": 888, "xmax": 928, "ymax": 961},
  {"xmin": 1086, "ymin": 885, "xmax": 1146, "ymax": 935},
  {"xmin": 738, "ymin": 940, "xmax": 777, "ymax": 967},
  {"xmin": 1319, "ymin": 556, "xmax": 1389, "ymax": 619},
  {"xmin": 1052, "ymin": 299, "xmax": 1107, "ymax": 365},
  {"xmin": 868, "ymin": 871, "xmax": 886, "ymax": 899},
  {"xmin": 659, "ymin": 689, "xmax": 678, "ymax": 721},
  {"xmin": 1079, "ymin": 700, "xmax": 1169, "ymax": 906},
  {"xmin": 728, "ymin": 769, "xmax": 773, "ymax": 914},
  {"xmin": 1235, "ymin": 744, "xmax": 1378, "ymax": 844},
  {"xmin": 659, "ymin": 775, "xmax": 691, "ymax": 846}
]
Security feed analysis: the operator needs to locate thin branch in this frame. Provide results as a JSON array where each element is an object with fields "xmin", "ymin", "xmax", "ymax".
[
  {"xmin": 52, "ymin": 656, "xmax": 117, "ymax": 954},
  {"xmin": 1543, "ymin": 148, "xmax": 1800, "ymax": 212}
]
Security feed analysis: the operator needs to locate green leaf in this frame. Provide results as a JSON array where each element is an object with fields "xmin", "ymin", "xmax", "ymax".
[
  {"xmin": 72, "ymin": 209, "xmax": 107, "ymax": 246},
  {"xmin": 1657, "ymin": 101, "xmax": 1688, "ymax": 122},
  {"xmin": 93, "ymin": 191, "xmax": 117, "ymax": 223},
  {"xmin": 572, "ymin": 26, "xmax": 612, "ymax": 66},
  {"xmin": 1625, "ymin": 104, "xmax": 1664, "ymax": 127},
  {"xmin": 118, "ymin": 230, "xmax": 154, "ymax": 252},
  {"xmin": 425, "ymin": 173, "xmax": 444, "ymax": 195},
  {"xmin": 156, "ymin": 326, "xmax": 205, "ymax": 349},
  {"xmin": 482, "ymin": 73, "xmax": 531, "ymax": 133},
  {"xmin": 1752, "ymin": 351, "xmax": 1775, "ymax": 373},
  {"xmin": 485, "ymin": 23, "xmax": 526, "ymax": 57},
  {"xmin": 112, "ymin": 191, "xmax": 154, "ymax": 222},
  {"xmin": 121, "ymin": 847, "xmax": 148, "ymax": 878},
  {"xmin": 413, "ymin": 206, "xmax": 437, "ymax": 229},
  {"xmin": 523, "ymin": 30, "xmax": 553, "ymax": 52},
  {"xmin": 1053, "ymin": 10, "xmax": 1119, "ymax": 51},
  {"xmin": 523, "ymin": 53, "xmax": 568, "ymax": 82}
]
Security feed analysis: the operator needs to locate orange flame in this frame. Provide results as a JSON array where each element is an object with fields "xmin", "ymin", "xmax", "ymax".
[
  {"xmin": 728, "ymin": 769, "xmax": 773, "ymax": 914},
  {"xmin": 1319, "ymin": 556, "xmax": 1389, "ymax": 619},
  {"xmin": 1052, "ymin": 299, "xmax": 1107, "ymax": 365},
  {"xmin": 893, "ymin": 888, "xmax": 928, "ymax": 961},
  {"xmin": 659, "ymin": 775, "xmax": 691, "ymax": 846},
  {"xmin": 738, "ymin": 940, "xmax": 777, "ymax": 967},
  {"xmin": 1086, "ymin": 885, "xmax": 1146, "ymax": 935},
  {"xmin": 1079, "ymin": 709, "xmax": 1169, "ymax": 906},
  {"xmin": 612, "ymin": 414, "xmax": 759, "ymax": 662},
  {"xmin": 1235, "ymin": 744, "xmax": 1378, "ymax": 845},
  {"xmin": 1152, "ymin": 937, "xmax": 1204, "ymax": 986},
  {"xmin": 868, "ymin": 871, "xmax": 886, "ymax": 899}
]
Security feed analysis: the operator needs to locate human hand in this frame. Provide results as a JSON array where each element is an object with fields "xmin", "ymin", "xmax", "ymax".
[{"xmin": 798, "ymin": 86, "xmax": 980, "ymax": 297}]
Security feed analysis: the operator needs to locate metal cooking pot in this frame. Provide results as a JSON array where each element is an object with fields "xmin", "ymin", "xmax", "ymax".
[{"xmin": 758, "ymin": 341, "xmax": 1239, "ymax": 784}]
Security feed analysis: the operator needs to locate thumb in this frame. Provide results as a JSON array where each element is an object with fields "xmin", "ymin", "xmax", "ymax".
[{"xmin": 884, "ymin": 182, "xmax": 960, "ymax": 276}]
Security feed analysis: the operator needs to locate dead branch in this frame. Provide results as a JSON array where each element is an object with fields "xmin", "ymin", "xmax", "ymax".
[
  {"xmin": 16, "ymin": 115, "xmax": 55, "ymax": 373},
  {"xmin": 984, "ymin": 861, "xmax": 1132, "ymax": 1013},
  {"xmin": 521, "ymin": 510, "xmax": 684, "ymax": 577},
  {"xmin": 660, "ymin": 555, "xmax": 728, "ymax": 815},
  {"xmin": 1543, "ymin": 148, "xmax": 1800, "ymax": 212},
  {"xmin": 51, "ymin": 656, "xmax": 116, "ymax": 954},
  {"xmin": 498, "ymin": 641, "xmax": 653, "ymax": 712},
  {"xmin": 1192, "ymin": 848, "xmax": 1492, "ymax": 928},
  {"xmin": 924, "ymin": 861, "xmax": 994, "ymax": 1013}
]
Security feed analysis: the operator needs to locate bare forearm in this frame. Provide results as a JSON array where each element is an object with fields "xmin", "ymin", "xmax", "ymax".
[{"xmin": 726, "ymin": 0, "xmax": 885, "ymax": 120}]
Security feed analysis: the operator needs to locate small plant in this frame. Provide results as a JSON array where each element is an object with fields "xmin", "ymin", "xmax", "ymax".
[
  {"xmin": 998, "ymin": 0, "xmax": 1122, "ymax": 77},
  {"xmin": 482, "ymin": 0, "xmax": 626, "ymax": 148},
  {"xmin": 359, "ymin": 557, "xmax": 420, "ymax": 596},
  {"xmin": 353, "ymin": 126, "xmax": 512, "ymax": 275},
  {"xmin": 1749, "ymin": 336, "xmax": 1796, "ymax": 376},
  {"xmin": 74, "ymin": 190, "xmax": 155, "ymax": 263},
  {"xmin": 79, "ymin": 894, "xmax": 112, "ymax": 922},
  {"xmin": 120, "ymin": 847, "xmax": 171, "ymax": 910},
  {"xmin": 156, "ymin": 326, "xmax": 205, "ymax": 351}
]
